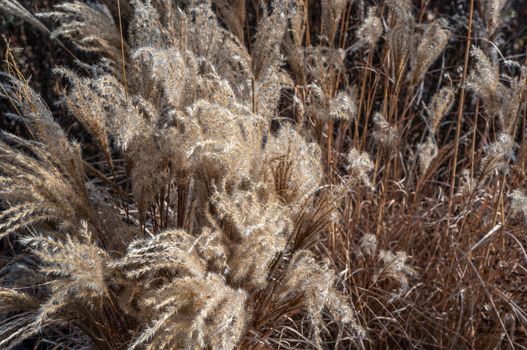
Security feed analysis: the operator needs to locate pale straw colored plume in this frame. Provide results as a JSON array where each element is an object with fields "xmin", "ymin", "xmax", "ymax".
[
  {"xmin": 355, "ymin": 6, "xmax": 383, "ymax": 49},
  {"xmin": 427, "ymin": 86, "xmax": 455, "ymax": 135},
  {"xmin": 482, "ymin": 0, "xmax": 508, "ymax": 36},
  {"xmin": 359, "ymin": 233, "xmax": 378, "ymax": 257},
  {"xmin": 374, "ymin": 250, "xmax": 417, "ymax": 300},
  {"xmin": 329, "ymin": 90, "xmax": 358, "ymax": 121},
  {"xmin": 39, "ymin": 2, "xmax": 124, "ymax": 62},
  {"xmin": 417, "ymin": 136, "xmax": 438, "ymax": 175},
  {"xmin": 346, "ymin": 147, "xmax": 375, "ymax": 189},
  {"xmin": 321, "ymin": 0, "xmax": 351, "ymax": 44},
  {"xmin": 481, "ymin": 133, "xmax": 516, "ymax": 176},
  {"xmin": 409, "ymin": 19, "xmax": 451, "ymax": 83},
  {"xmin": 509, "ymin": 189, "xmax": 527, "ymax": 222},
  {"xmin": 417, "ymin": 86, "xmax": 455, "ymax": 173},
  {"xmin": 372, "ymin": 112, "xmax": 399, "ymax": 149}
]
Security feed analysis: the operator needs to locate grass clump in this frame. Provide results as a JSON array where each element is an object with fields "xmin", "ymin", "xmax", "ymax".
[{"xmin": 0, "ymin": 0, "xmax": 526, "ymax": 349}]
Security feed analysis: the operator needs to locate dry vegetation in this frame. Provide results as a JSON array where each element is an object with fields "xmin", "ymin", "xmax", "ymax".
[{"xmin": 0, "ymin": 0, "xmax": 526, "ymax": 349}]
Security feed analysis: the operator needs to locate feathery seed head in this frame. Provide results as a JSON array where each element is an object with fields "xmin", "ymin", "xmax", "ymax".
[
  {"xmin": 356, "ymin": 6, "xmax": 383, "ymax": 49},
  {"xmin": 417, "ymin": 136, "xmax": 438, "ymax": 174},
  {"xmin": 427, "ymin": 86, "xmax": 455, "ymax": 134},
  {"xmin": 481, "ymin": 133, "xmax": 517, "ymax": 176},
  {"xmin": 329, "ymin": 91, "xmax": 357, "ymax": 121},
  {"xmin": 510, "ymin": 190, "xmax": 527, "ymax": 222},
  {"xmin": 372, "ymin": 112, "xmax": 399, "ymax": 149},
  {"xmin": 410, "ymin": 19, "xmax": 451, "ymax": 83},
  {"xmin": 359, "ymin": 233, "xmax": 378, "ymax": 257},
  {"xmin": 346, "ymin": 148, "xmax": 374, "ymax": 189}
]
